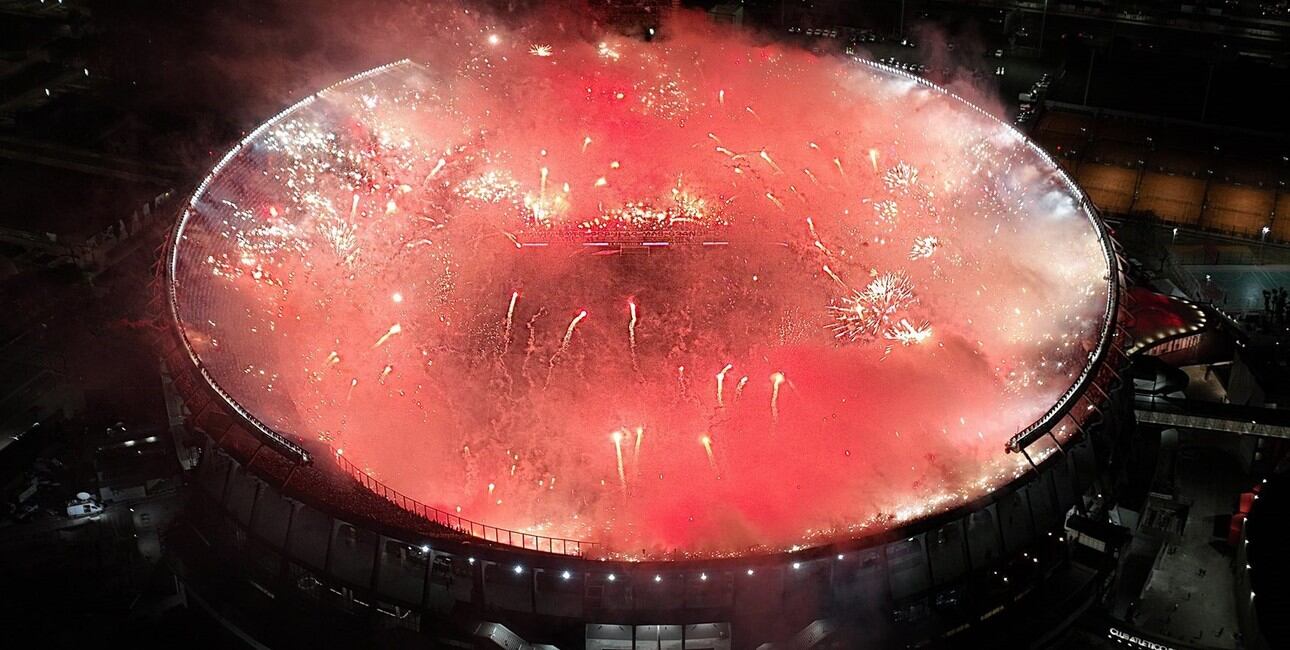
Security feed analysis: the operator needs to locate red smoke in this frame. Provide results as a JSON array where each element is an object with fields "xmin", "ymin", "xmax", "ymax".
[{"xmin": 171, "ymin": 10, "xmax": 1110, "ymax": 557}]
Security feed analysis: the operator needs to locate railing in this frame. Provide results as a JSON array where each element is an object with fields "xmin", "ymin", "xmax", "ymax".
[
  {"xmin": 1003, "ymin": 195, "xmax": 1123, "ymax": 454},
  {"xmin": 162, "ymin": 67, "xmax": 426, "ymax": 466},
  {"xmin": 163, "ymin": 59, "xmax": 602, "ymax": 558},
  {"xmin": 329, "ymin": 446, "xmax": 598, "ymax": 557},
  {"xmin": 170, "ymin": 57, "xmax": 1113, "ymax": 558},
  {"xmin": 859, "ymin": 54, "xmax": 1128, "ymax": 456}
]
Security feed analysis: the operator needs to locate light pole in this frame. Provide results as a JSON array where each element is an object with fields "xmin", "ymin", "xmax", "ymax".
[
  {"xmin": 1083, "ymin": 47, "xmax": 1096, "ymax": 106},
  {"xmin": 1039, "ymin": 0, "xmax": 1049, "ymax": 57}
]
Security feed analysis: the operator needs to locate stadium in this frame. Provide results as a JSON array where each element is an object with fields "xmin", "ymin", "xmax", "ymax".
[{"xmin": 160, "ymin": 27, "xmax": 1131, "ymax": 649}]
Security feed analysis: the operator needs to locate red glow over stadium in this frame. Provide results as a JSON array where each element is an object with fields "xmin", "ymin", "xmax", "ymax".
[{"xmin": 167, "ymin": 21, "xmax": 1113, "ymax": 559}]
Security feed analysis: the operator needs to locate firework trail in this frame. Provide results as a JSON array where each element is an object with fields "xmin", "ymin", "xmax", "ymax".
[
  {"xmin": 735, "ymin": 375, "xmax": 749, "ymax": 400},
  {"xmin": 759, "ymin": 149, "xmax": 782, "ymax": 174},
  {"xmin": 494, "ymin": 292, "xmax": 521, "ymax": 393},
  {"xmin": 500, "ymin": 230, "xmax": 522, "ymax": 249},
  {"xmin": 869, "ymin": 148, "xmax": 880, "ymax": 172},
  {"xmin": 562, "ymin": 310, "xmax": 587, "ymax": 350},
  {"xmin": 627, "ymin": 300, "xmax": 639, "ymax": 373},
  {"xmin": 372, "ymin": 323, "xmax": 401, "ymax": 348},
  {"xmin": 611, "ymin": 430, "xmax": 627, "ymax": 492},
  {"xmin": 700, "ymin": 434, "xmax": 717, "ymax": 472},
  {"xmin": 770, "ymin": 372, "xmax": 786, "ymax": 424},
  {"xmin": 715, "ymin": 363, "xmax": 734, "ymax": 407},
  {"xmin": 807, "ymin": 218, "xmax": 833, "ymax": 257},
  {"xmin": 428, "ymin": 157, "xmax": 445, "ymax": 180},
  {"xmin": 501, "ymin": 291, "xmax": 519, "ymax": 355},
  {"xmin": 545, "ymin": 310, "xmax": 587, "ymax": 388},
  {"xmin": 821, "ymin": 265, "xmax": 849, "ymax": 289},
  {"xmin": 378, "ymin": 364, "xmax": 393, "ymax": 384},
  {"xmin": 347, "ymin": 377, "xmax": 358, "ymax": 401},
  {"xmin": 633, "ymin": 425, "xmax": 644, "ymax": 467}
]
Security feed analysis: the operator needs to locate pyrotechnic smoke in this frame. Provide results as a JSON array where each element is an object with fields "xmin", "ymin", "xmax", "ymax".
[
  {"xmin": 168, "ymin": 5, "xmax": 1112, "ymax": 557},
  {"xmin": 521, "ymin": 308, "xmax": 547, "ymax": 385}
]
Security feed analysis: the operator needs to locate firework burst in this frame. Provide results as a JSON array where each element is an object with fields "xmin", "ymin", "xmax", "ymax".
[
  {"xmin": 169, "ymin": 21, "xmax": 1115, "ymax": 558},
  {"xmin": 828, "ymin": 272, "xmax": 919, "ymax": 344}
]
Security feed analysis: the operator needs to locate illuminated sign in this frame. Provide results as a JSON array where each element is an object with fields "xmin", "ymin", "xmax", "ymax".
[
  {"xmin": 1146, "ymin": 333, "xmax": 1200, "ymax": 357},
  {"xmin": 1108, "ymin": 627, "xmax": 1178, "ymax": 650}
]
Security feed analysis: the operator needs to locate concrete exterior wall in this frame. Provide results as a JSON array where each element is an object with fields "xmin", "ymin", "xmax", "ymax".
[{"xmin": 183, "ymin": 393, "xmax": 1117, "ymax": 646}]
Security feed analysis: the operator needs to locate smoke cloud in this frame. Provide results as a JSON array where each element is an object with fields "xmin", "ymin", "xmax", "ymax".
[{"xmin": 167, "ymin": 5, "xmax": 1110, "ymax": 558}]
